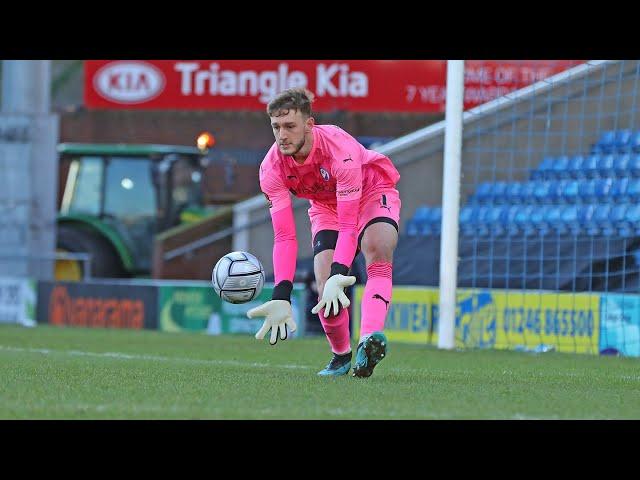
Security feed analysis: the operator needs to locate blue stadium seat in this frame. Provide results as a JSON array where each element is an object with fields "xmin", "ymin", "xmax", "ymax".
[
  {"xmin": 406, "ymin": 219, "xmax": 420, "ymax": 236},
  {"xmin": 568, "ymin": 155, "xmax": 585, "ymax": 179},
  {"xmin": 614, "ymin": 129, "xmax": 633, "ymax": 152},
  {"xmin": 593, "ymin": 131, "xmax": 616, "ymax": 153},
  {"xmin": 502, "ymin": 205, "xmax": 521, "ymax": 236},
  {"xmin": 492, "ymin": 182, "xmax": 508, "ymax": 204},
  {"xmin": 472, "ymin": 182, "xmax": 493, "ymax": 204},
  {"xmin": 631, "ymin": 155, "xmax": 640, "ymax": 177},
  {"xmin": 419, "ymin": 223, "xmax": 433, "ymax": 236},
  {"xmin": 629, "ymin": 131, "xmax": 640, "ymax": 153},
  {"xmin": 472, "ymin": 181, "xmax": 509, "ymax": 204},
  {"xmin": 425, "ymin": 207, "xmax": 442, "ymax": 235},
  {"xmin": 627, "ymin": 179, "xmax": 640, "ymax": 201},
  {"xmin": 578, "ymin": 203, "xmax": 608, "ymax": 235},
  {"xmin": 530, "ymin": 206, "xmax": 550, "ymax": 235},
  {"xmin": 486, "ymin": 206, "xmax": 505, "ymax": 236},
  {"xmin": 597, "ymin": 154, "xmax": 616, "ymax": 177},
  {"xmin": 610, "ymin": 204, "xmax": 628, "ymax": 236},
  {"xmin": 413, "ymin": 205, "xmax": 431, "ymax": 222},
  {"xmin": 624, "ymin": 204, "xmax": 640, "ymax": 236},
  {"xmin": 582, "ymin": 155, "xmax": 600, "ymax": 178},
  {"xmin": 459, "ymin": 206, "xmax": 476, "ymax": 236},
  {"xmin": 475, "ymin": 206, "xmax": 491, "ymax": 236},
  {"xmin": 578, "ymin": 204, "xmax": 595, "ymax": 234},
  {"xmin": 533, "ymin": 181, "xmax": 552, "ymax": 203},
  {"xmin": 580, "ymin": 179, "xmax": 612, "ymax": 203},
  {"xmin": 548, "ymin": 180, "xmax": 566, "ymax": 203},
  {"xmin": 519, "ymin": 182, "xmax": 535, "ymax": 204},
  {"xmin": 417, "ymin": 222, "xmax": 434, "ymax": 236},
  {"xmin": 615, "ymin": 204, "xmax": 637, "ymax": 237},
  {"xmin": 460, "ymin": 206, "xmax": 491, "ymax": 237},
  {"xmin": 503, "ymin": 182, "xmax": 521, "ymax": 204},
  {"xmin": 552, "ymin": 155, "xmax": 570, "ymax": 179},
  {"xmin": 410, "ymin": 206, "xmax": 432, "ymax": 235},
  {"xmin": 610, "ymin": 178, "xmax": 629, "ymax": 203},
  {"xmin": 562, "ymin": 180, "xmax": 580, "ymax": 203},
  {"xmin": 561, "ymin": 205, "xmax": 580, "ymax": 235},
  {"xmin": 578, "ymin": 180, "xmax": 596, "ymax": 202},
  {"xmin": 544, "ymin": 205, "xmax": 564, "ymax": 234},
  {"xmin": 594, "ymin": 178, "xmax": 613, "ymax": 202},
  {"xmin": 514, "ymin": 205, "xmax": 535, "ymax": 236},
  {"xmin": 459, "ymin": 205, "xmax": 474, "ymax": 223},
  {"xmin": 533, "ymin": 156, "xmax": 555, "ymax": 180},
  {"xmin": 592, "ymin": 204, "xmax": 613, "ymax": 236},
  {"xmin": 613, "ymin": 154, "xmax": 630, "ymax": 177}
]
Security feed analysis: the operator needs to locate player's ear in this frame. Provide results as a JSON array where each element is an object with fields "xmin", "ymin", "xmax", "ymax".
[{"xmin": 305, "ymin": 116, "xmax": 315, "ymax": 131}]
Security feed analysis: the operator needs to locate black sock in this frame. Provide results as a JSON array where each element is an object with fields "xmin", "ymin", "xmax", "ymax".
[{"xmin": 334, "ymin": 351, "xmax": 352, "ymax": 359}]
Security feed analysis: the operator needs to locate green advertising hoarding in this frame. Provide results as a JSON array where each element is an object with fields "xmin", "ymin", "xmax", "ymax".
[{"xmin": 158, "ymin": 282, "xmax": 306, "ymax": 336}]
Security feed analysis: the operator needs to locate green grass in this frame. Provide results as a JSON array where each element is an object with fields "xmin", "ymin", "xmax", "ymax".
[{"xmin": 1, "ymin": 324, "xmax": 639, "ymax": 419}]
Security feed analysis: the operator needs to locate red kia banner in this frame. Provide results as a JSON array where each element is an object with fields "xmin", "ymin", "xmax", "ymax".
[{"xmin": 84, "ymin": 60, "xmax": 584, "ymax": 112}]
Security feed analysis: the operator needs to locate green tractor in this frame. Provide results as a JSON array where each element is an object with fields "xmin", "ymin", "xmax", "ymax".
[{"xmin": 56, "ymin": 137, "xmax": 217, "ymax": 281}]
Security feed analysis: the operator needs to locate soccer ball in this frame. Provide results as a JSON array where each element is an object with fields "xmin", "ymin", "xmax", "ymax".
[{"xmin": 211, "ymin": 251, "xmax": 265, "ymax": 304}]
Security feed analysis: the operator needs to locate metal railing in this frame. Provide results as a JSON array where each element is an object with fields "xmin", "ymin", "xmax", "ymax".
[{"xmin": 0, "ymin": 251, "xmax": 92, "ymax": 279}]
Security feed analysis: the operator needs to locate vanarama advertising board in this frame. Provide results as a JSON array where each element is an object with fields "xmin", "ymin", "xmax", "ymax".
[
  {"xmin": 34, "ymin": 280, "xmax": 307, "ymax": 335},
  {"xmin": 37, "ymin": 281, "xmax": 158, "ymax": 330}
]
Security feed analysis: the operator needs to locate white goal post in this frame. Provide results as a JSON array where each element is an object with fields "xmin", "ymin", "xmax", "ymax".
[{"xmin": 437, "ymin": 60, "xmax": 465, "ymax": 350}]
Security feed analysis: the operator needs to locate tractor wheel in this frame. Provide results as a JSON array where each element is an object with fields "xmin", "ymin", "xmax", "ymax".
[{"xmin": 55, "ymin": 225, "xmax": 127, "ymax": 280}]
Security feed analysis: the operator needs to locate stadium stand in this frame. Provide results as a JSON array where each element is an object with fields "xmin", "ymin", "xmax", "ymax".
[{"xmin": 397, "ymin": 130, "xmax": 640, "ymax": 292}]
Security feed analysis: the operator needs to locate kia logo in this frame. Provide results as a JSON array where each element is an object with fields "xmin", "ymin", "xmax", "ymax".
[{"xmin": 94, "ymin": 61, "xmax": 165, "ymax": 104}]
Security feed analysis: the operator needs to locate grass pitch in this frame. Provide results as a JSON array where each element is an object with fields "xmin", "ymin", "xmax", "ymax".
[{"xmin": 1, "ymin": 324, "xmax": 639, "ymax": 419}]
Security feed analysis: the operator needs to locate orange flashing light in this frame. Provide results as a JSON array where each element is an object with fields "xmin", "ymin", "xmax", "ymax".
[{"xmin": 197, "ymin": 132, "xmax": 216, "ymax": 151}]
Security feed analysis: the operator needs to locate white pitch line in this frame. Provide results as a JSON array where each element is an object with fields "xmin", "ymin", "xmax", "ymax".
[
  {"xmin": 0, "ymin": 345, "xmax": 312, "ymax": 370},
  {"xmin": 512, "ymin": 413, "xmax": 560, "ymax": 420},
  {"xmin": 3, "ymin": 345, "xmax": 638, "ymax": 381}
]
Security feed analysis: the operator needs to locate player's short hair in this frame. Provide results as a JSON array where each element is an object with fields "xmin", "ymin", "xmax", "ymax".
[{"xmin": 267, "ymin": 88, "xmax": 315, "ymax": 118}]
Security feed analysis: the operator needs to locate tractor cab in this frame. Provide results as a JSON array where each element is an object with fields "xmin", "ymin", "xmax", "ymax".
[{"xmin": 56, "ymin": 138, "xmax": 215, "ymax": 280}]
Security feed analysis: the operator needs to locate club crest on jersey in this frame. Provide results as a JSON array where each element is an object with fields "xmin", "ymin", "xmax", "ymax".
[{"xmin": 320, "ymin": 167, "xmax": 330, "ymax": 181}]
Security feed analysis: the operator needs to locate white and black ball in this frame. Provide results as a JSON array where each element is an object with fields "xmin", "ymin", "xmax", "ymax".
[{"xmin": 211, "ymin": 251, "xmax": 265, "ymax": 304}]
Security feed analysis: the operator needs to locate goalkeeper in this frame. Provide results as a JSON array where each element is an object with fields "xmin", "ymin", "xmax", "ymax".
[{"xmin": 247, "ymin": 88, "xmax": 401, "ymax": 378}]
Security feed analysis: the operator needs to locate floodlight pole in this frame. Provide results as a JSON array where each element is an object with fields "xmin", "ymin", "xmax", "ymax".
[{"xmin": 1, "ymin": 60, "xmax": 58, "ymax": 279}]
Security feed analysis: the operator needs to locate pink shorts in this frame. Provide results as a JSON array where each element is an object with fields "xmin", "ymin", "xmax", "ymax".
[{"xmin": 308, "ymin": 187, "xmax": 402, "ymax": 250}]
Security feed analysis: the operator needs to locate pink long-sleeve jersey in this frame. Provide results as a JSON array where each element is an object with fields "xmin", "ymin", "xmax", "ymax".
[{"xmin": 259, "ymin": 124, "xmax": 400, "ymax": 284}]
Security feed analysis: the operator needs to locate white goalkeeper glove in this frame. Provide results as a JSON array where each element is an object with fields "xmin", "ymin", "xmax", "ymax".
[
  {"xmin": 247, "ymin": 300, "xmax": 297, "ymax": 345},
  {"xmin": 312, "ymin": 273, "xmax": 356, "ymax": 318}
]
